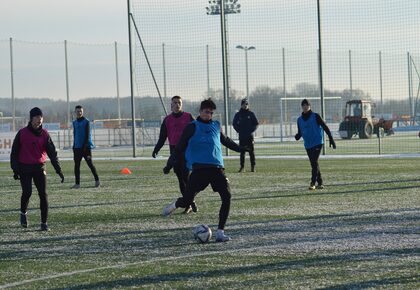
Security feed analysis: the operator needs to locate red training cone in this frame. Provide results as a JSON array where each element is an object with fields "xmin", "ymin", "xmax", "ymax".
[{"xmin": 120, "ymin": 167, "xmax": 132, "ymax": 175}]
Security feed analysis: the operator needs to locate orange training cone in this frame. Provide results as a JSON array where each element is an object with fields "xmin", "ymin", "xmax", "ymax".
[{"xmin": 120, "ymin": 167, "xmax": 132, "ymax": 175}]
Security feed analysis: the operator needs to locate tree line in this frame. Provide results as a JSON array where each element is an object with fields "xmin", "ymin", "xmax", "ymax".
[{"xmin": 0, "ymin": 83, "xmax": 412, "ymax": 125}]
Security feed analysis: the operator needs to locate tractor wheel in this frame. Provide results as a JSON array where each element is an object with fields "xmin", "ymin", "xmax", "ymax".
[
  {"xmin": 339, "ymin": 122, "xmax": 352, "ymax": 139},
  {"xmin": 359, "ymin": 121, "xmax": 373, "ymax": 139}
]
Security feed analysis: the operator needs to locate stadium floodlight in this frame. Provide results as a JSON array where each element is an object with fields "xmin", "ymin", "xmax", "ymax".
[
  {"xmin": 236, "ymin": 45, "xmax": 256, "ymax": 99},
  {"xmin": 206, "ymin": 0, "xmax": 241, "ymax": 15},
  {"xmin": 206, "ymin": 0, "xmax": 241, "ymax": 155}
]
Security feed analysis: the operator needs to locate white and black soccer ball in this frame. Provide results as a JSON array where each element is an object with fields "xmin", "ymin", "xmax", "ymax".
[{"xmin": 192, "ymin": 224, "xmax": 212, "ymax": 243}]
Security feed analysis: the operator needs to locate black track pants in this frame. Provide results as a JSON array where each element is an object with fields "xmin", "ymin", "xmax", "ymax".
[
  {"xmin": 73, "ymin": 148, "xmax": 99, "ymax": 184},
  {"xmin": 239, "ymin": 136, "xmax": 255, "ymax": 167},
  {"xmin": 306, "ymin": 144, "xmax": 323, "ymax": 185},
  {"xmin": 20, "ymin": 170, "xmax": 48, "ymax": 223},
  {"xmin": 175, "ymin": 167, "xmax": 231, "ymax": 230}
]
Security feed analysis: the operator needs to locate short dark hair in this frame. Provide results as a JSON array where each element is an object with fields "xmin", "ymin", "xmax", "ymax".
[
  {"xmin": 200, "ymin": 98, "xmax": 216, "ymax": 111},
  {"xmin": 75, "ymin": 105, "xmax": 83, "ymax": 110},
  {"xmin": 171, "ymin": 95, "xmax": 181, "ymax": 101},
  {"xmin": 301, "ymin": 99, "xmax": 310, "ymax": 107}
]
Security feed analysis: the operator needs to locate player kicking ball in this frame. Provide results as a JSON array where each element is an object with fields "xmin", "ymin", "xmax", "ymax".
[{"xmin": 162, "ymin": 98, "xmax": 248, "ymax": 242}]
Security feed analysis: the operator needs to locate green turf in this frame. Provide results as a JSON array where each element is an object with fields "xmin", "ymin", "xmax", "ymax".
[{"xmin": 0, "ymin": 158, "xmax": 419, "ymax": 289}]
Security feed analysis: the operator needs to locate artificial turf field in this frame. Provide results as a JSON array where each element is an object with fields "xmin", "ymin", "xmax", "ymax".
[{"xmin": 0, "ymin": 157, "xmax": 419, "ymax": 289}]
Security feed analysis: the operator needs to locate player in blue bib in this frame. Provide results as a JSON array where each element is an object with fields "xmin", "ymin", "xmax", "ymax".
[
  {"xmin": 162, "ymin": 98, "xmax": 248, "ymax": 242},
  {"xmin": 71, "ymin": 105, "xmax": 99, "ymax": 189},
  {"xmin": 295, "ymin": 99, "xmax": 336, "ymax": 190}
]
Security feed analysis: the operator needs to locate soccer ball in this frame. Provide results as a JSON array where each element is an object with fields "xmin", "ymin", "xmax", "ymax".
[{"xmin": 192, "ymin": 224, "xmax": 212, "ymax": 243}]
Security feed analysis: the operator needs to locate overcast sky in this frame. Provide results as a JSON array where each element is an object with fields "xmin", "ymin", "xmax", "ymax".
[
  {"xmin": 1, "ymin": 1, "xmax": 420, "ymax": 102},
  {"xmin": 0, "ymin": 0, "xmax": 128, "ymax": 43}
]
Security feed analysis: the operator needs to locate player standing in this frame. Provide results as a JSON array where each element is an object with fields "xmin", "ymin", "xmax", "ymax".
[
  {"xmin": 233, "ymin": 98, "xmax": 259, "ymax": 172},
  {"xmin": 71, "ymin": 105, "xmax": 100, "ymax": 189},
  {"xmin": 295, "ymin": 99, "xmax": 336, "ymax": 190},
  {"xmin": 152, "ymin": 95, "xmax": 195, "ymax": 213},
  {"xmin": 10, "ymin": 107, "xmax": 64, "ymax": 231}
]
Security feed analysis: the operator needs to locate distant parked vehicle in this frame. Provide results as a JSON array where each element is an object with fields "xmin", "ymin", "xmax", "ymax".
[{"xmin": 338, "ymin": 100, "xmax": 395, "ymax": 139}]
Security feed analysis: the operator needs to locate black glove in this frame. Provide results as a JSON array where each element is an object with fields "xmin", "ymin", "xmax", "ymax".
[
  {"xmin": 152, "ymin": 150, "xmax": 158, "ymax": 158},
  {"xmin": 295, "ymin": 133, "xmax": 301, "ymax": 141},
  {"xmin": 13, "ymin": 171, "xmax": 20, "ymax": 180},
  {"xmin": 58, "ymin": 172, "xmax": 65, "ymax": 183},
  {"xmin": 329, "ymin": 139, "xmax": 336, "ymax": 149},
  {"xmin": 163, "ymin": 166, "xmax": 171, "ymax": 174}
]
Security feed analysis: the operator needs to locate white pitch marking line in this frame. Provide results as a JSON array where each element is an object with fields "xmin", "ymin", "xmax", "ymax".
[{"xmin": 0, "ymin": 243, "xmax": 279, "ymax": 289}]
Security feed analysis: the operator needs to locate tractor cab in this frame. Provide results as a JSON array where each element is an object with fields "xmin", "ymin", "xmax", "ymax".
[{"xmin": 344, "ymin": 100, "xmax": 371, "ymax": 119}]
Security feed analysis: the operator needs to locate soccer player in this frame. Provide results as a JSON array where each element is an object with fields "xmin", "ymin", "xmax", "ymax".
[
  {"xmin": 10, "ymin": 107, "xmax": 64, "ymax": 231},
  {"xmin": 152, "ymin": 95, "xmax": 195, "ymax": 213},
  {"xmin": 162, "ymin": 98, "xmax": 248, "ymax": 242},
  {"xmin": 71, "ymin": 105, "xmax": 99, "ymax": 189},
  {"xmin": 295, "ymin": 99, "xmax": 336, "ymax": 190},
  {"xmin": 233, "ymin": 98, "xmax": 259, "ymax": 172}
]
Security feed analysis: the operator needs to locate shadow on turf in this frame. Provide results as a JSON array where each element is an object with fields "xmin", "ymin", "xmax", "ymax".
[
  {"xmin": 1, "ymin": 207, "xmax": 418, "ymax": 263},
  {"xmin": 233, "ymin": 182, "xmax": 420, "ymax": 201},
  {"xmin": 46, "ymin": 248, "xmax": 418, "ymax": 289}
]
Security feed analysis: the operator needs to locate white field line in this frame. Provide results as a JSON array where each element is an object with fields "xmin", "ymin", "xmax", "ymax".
[{"xmin": 0, "ymin": 243, "xmax": 283, "ymax": 289}]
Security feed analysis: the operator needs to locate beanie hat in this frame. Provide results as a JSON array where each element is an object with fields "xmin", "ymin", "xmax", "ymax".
[
  {"xmin": 29, "ymin": 107, "xmax": 43, "ymax": 119},
  {"xmin": 301, "ymin": 99, "xmax": 310, "ymax": 107},
  {"xmin": 241, "ymin": 98, "xmax": 249, "ymax": 105}
]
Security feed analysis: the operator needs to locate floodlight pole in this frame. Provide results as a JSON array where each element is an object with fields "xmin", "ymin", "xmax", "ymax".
[
  {"xmin": 206, "ymin": 44, "xmax": 210, "ymax": 98},
  {"xmin": 127, "ymin": 0, "xmax": 137, "ymax": 157},
  {"xmin": 207, "ymin": 0, "xmax": 241, "ymax": 156},
  {"xmin": 220, "ymin": 1, "xmax": 230, "ymax": 155},
  {"xmin": 236, "ymin": 45, "xmax": 255, "ymax": 100},
  {"xmin": 317, "ymin": 0, "xmax": 326, "ymax": 155}
]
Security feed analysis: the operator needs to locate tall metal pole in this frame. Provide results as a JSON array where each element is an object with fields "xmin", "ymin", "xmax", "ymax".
[
  {"xmin": 281, "ymin": 47, "xmax": 286, "ymax": 141},
  {"xmin": 114, "ymin": 41, "xmax": 121, "ymax": 127},
  {"xmin": 407, "ymin": 52, "xmax": 413, "ymax": 125},
  {"xmin": 206, "ymin": 44, "xmax": 210, "ymax": 98},
  {"xmin": 64, "ymin": 40, "xmax": 71, "ymax": 148},
  {"xmin": 349, "ymin": 49, "xmax": 353, "ymax": 99},
  {"xmin": 127, "ymin": 0, "xmax": 137, "ymax": 157},
  {"xmin": 379, "ymin": 50, "xmax": 383, "ymax": 117},
  {"xmin": 245, "ymin": 49, "xmax": 250, "ymax": 99},
  {"xmin": 220, "ymin": 0, "xmax": 230, "ymax": 155},
  {"xmin": 317, "ymin": 0, "xmax": 326, "ymax": 155},
  {"xmin": 162, "ymin": 43, "xmax": 167, "ymax": 99},
  {"xmin": 9, "ymin": 37, "xmax": 15, "ymax": 131}
]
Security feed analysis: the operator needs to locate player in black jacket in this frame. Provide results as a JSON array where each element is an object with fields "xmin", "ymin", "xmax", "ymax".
[
  {"xmin": 10, "ymin": 107, "xmax": 64, "ymax": 231},
  {"xmin": 233, "ymin": 98, "xmax": 259, "ymax": 172}
]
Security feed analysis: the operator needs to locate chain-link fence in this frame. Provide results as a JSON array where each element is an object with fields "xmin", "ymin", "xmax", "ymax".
[{"xmin": 2, "ymin": 1, "xmax": 420, "ymax": 159}]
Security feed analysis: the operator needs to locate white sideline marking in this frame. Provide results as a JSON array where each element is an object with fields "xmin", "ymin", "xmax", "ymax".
[{"xmin": 0, "ymin": 244, "xmax": 275, "ymax": 289}]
